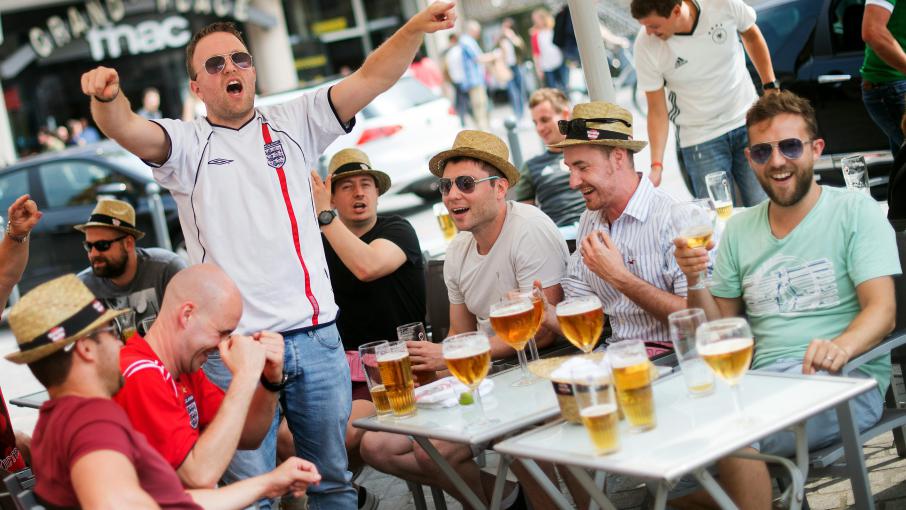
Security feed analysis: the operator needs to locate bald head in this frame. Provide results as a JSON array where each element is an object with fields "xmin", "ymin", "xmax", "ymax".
[{"xmin": 161, "ymin": 263, "xmax": 242, "ymax": 322}]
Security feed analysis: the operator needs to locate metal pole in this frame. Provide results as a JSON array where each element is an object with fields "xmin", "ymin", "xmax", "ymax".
[
  {"xmin": 145, "ymin": 182, "xmax": 173, "ymax": 251},
  {"xmin": 567, "ymin": 0, "xmax": 616, "ymax": 102},
  {"xmin": 504, "ymin": 119, "xmax": 524, "ymax": 171}
]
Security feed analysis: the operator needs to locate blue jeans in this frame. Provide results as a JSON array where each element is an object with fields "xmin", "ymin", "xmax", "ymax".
[
  {"xmin": 544, "ymin": 64, "xmax": 570, "ymax": 93},
  {"xmin": 282, "ymin": 323, "xmax": 356, "ymax": 510},
  {"xmin": 506, "ymin": 64, "xmax": 526, "ymax": 119},
  {"xmin": 203, "ymin": 353, "xmax": 280, "ymax": 510},
  {"xmin": 862, "ymin": 79, "xmax": 906, "ymax": 154},
  {"xmin": 678, "ymin": 125, "xmax": 767, "ymax": 207}
]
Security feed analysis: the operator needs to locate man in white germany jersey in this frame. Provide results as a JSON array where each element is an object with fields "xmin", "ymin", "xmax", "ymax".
[{"xmin": 80, "ymin": 5, "xmax": 456, "ymax": 509}]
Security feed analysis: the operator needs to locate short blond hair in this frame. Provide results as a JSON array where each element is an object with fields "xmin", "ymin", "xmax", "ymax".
[{"xmin": 529, "ymin": 88, "xmax": 570, "ymax": 112}]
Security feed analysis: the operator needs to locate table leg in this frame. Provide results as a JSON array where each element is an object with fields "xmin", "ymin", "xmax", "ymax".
[
  {"xmin": 729, "ymin": 450, "xmax": 804, "ymax": 510},
  {"xmin": 564, "ymin": 465, "xmax": 618, "ymax": 510},
  {"xmin": 412, "ymin": 436, "xmax": 488, "ymax": 510},
  {"xmin": 588, "ymin": 471, "xmax": 606, "ymax": 510},
  {"xmin": 515, "ymin": 459, "xmax": 575, "ymax": 510},
  {"xmin": 407, "ymin": 481, "xmax": 429, "ymax": 510},
  {"xmin": 651, "ymin": 483, "xmax": 668, "ymax": 510},
  {"xmin": 835, "ymin": 400, "xmax": 875, "ymax": 510},
  {"xmin": 489, "ymin": 455, "xmax": 512, "ymax": 510},
  {"xmin": 691, "ymin": 468, "xmax": 738, "ymax": 510}
]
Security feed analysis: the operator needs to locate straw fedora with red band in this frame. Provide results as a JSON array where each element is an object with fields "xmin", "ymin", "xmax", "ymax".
[
  {"xmin": 74, "ymin": 198, "xmax": 145, "ymax": 240},
  {"xmin": 549, "ymin": 101, "xmax": 648, "ymax": 153},
  {"xmin": 328, "ymin": 148, "xmax": 392, "ymax": 196},
  {"xmin": 5, "ymin": 274, "xmax": 127, "ymax": 364},
  {"xmin": 429, "ymin": 130, "xmax": 520, "ymax": 185}
]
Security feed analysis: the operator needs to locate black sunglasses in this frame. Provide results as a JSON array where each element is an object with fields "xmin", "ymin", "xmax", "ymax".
[
  {"xmin": 83, "ymin": 234, "xmax": 128, "ymax": 253},
  {"xmin": 557, "ymin": 117, "xmax": 632, "ymax": 140},
  {"xmin": 438, "ymin": 175, "xmax": 500, "ymax": 196},
  {"xmin": 201, "ymin": 51, "xmax": 253, "ymax": 77},
  {"xmin": 749, "ymin": 138, "xmax": 813, "ymax": 165}
]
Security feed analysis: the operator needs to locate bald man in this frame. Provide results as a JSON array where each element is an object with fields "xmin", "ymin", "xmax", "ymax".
[{"xmin": 113, "ymin": 264, "xmax": 285, "ymax": 490}]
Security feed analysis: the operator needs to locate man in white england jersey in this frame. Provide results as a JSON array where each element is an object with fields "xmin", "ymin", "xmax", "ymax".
[{"xmin": 79, "ymin": 5, "xmax": 456, "ymax": 509}]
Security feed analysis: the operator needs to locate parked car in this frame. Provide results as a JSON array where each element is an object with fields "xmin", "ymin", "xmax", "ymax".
[
  {"xmin": 752, "ymin": 0, "xmax": 892, "ymax": 198},
  {"xmin": 0, "ymin": 141, "xmax": 184, "ymax": 305}
]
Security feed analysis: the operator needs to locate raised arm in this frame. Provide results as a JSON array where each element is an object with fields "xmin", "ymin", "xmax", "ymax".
[
  {"xmin": 740, "ymin": 24, "xmax": 777, "ymax": 90},
  {"xmin": 329, "ymin": 2, "xmax": 456, "ymax": 123},
  {"xmin": 71, "ymin": 451, "xmax": 161, "ymax": 510},
  {"xmin": 0, "ymin": 195, "xmax": 41, "ymax": 310},
  {"xmin": 863, "ymin": 4, "xmax": 906, "ymax": 75},
  {"xmin": 80, "ymin": 67, "xmax": 170, "ymax": 164},
  {"xmin": 645, "ymin": 88, "xmax": 669, "ymax": 186}
]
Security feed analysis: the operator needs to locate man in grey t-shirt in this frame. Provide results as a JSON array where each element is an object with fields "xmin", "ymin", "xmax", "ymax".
[{"xmin": 75, "ymin": 199, "xmax": 186, "ymax": 329}]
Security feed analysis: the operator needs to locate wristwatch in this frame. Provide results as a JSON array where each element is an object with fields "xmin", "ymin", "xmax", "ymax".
[
  {"xmin": 5, "ymin": 221, "xmax": 28, "ymax": 243},
  {"xmin": 260, "ymin": 373, "xmax": 288, "ymax": 392},
  {"xmin": 318, "ymin": 210, "xmax": 337, "ymax": 226},
  {"xmin": 762, "ymin": 80, "xmax": 781, "ymax": 91}
]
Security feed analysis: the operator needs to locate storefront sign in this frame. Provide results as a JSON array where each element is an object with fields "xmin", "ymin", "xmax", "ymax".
[{"xmin": 87, "ymin": 15, "xmax": 192, "ymax": 61}]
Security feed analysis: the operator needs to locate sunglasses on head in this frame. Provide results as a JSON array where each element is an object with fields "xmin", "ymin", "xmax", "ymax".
[
  {"xmin": 438, "ymin": 175, "xmax": 500, "ymax": 196},
  {"xmin": 200, "ymin": 51, "xmax": 253, "ymax": 77},
  {"xmin": 557, "ymin": 117, "xmax": 632, "ymax": 139},
  {"xmin": 83, "ymin": 234, "xmax": 128, "ymax": 253},
  {"xmin": 748, "ymin": 138, "xmax": 813, "ymax": 165}
]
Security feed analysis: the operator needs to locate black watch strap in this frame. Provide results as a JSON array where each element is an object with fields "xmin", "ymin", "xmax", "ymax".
[
  {"xmin": 260, "ymin": 373, "xmax": 287, "ymax": 392},
  {"xmin": 762, "ymin": 80, "xmax": 780, "ymax": 90}
]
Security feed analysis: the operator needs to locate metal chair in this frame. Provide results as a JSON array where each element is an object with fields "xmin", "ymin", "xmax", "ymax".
[
  {"xmin": 14, "ymin": 490, "xmax": 43, "ymax": 510},
  {"xmin": 2, "ymin": 469, "xmax": 39, "ymax": 510}
]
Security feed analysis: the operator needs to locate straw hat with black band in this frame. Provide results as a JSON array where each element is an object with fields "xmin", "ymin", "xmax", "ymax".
[
  {"xmin": 429, "ymin": 130, "xmax": 520, "ymax": 185},
  {"xmin": 74, "ymin": 198, "xmax": 145, "ymax": 240},
  {"xmin": 327, "ymin": 148, "xmax": 392, "ymax": 195},
  {"xmin": 5, "ymin": 274, "xmax": 127, "ymax": 364},
  {"xmin": 549, "ymin": 101, "xmax": 648, "ymax": 152}
]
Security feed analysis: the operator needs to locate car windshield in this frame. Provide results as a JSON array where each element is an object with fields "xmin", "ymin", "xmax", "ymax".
[{"xmin": 362, "ymin": 78, "xmax": 438, "ymax": 119}]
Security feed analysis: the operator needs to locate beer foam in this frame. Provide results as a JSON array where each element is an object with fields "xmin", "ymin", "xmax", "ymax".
[
  {"xmin": 580, "ymin": 403, "xmax": 618, "ymax": 417},
  {"xmin": 490, "ymin": 300, "xmax": 534, "ymax": 317},
  {"xmin": 679, "ymin": 225, "xmax": 712, "ymax": 238},
  {"xmin": 557, "ymin": 298, "xmax": 601, "ymax": 316},
  {"xmin": 377, "ymin": 351, "xmax": 409, "ymax": 362},
  {"xmin": 698, "ymin": 337, "xmax": 753, "ymax": 356},
  {"xmin": 445, "ymin": 347, "xmax": 490, "ymax": 360},
  {"xmin": 609, "ymin": 354, "xmax": 648, "ymax": 368}
]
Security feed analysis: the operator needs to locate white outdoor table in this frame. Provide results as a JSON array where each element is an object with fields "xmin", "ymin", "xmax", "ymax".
[
  {"xmin": 495, "ymin": 371, "xmax": 878, "ymax": 510},
  {"xmin": 352, "ymin": 367, "xmax": 560, "ymax": 510}
]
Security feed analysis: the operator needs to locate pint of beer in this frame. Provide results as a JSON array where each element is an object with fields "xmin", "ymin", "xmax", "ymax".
[
  {"xmin": 714, "ymin": 201, "xmax": 733, "ymax": 221},
  {"xmin": 433, "ymin": 203, "xmax": 457, "ymax": 242},
  {"xmin": 556, "ymin": 295, "xmax": 604, "ymax": 354},
  {"xmin": 375, "ymin": 341, "xmax": 417, "ymax": 417},
  {"xmin": 571, "ymin": 366, "xmax": 620, "ymax": 455},
  {"xmin": 608, "ymin": 339, "xmax": 656, "ymax": 432},
  {"xmin": 705, "ymin": 171, "xmax": 733, "ymax": 221},
  {"xmin": 489, "ymin": 299, "xmax": 536, "ymax": 351},
  {"xmin": 359, "ymin": 340, "xmax": 392, "ymax": 416},
  {"xmin": 668, "ymin": 308, "xmax": 715, "ymax": 398}
]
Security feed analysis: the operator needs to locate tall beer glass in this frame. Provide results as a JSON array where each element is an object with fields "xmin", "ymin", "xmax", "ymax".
[
  {"xmin": 667, "ymin": 308, "xmax": 714, "ymax": 398},
  {"xmin": 375, "ymin": 341, "xmax": 417, "ymax": 417},
  {"xmin": 705, "ymin": 171, "xmax": 733, "ymax": 221},
  {"xmin": 115, "ymin": 309, "xmax": 137, "ymax": 341},
  {"xmin": 696, "ymin": 318, "xmax": 754, "ymax": 419},
  {"xmin": 556, "ymin": 295, "xmax": 604, "ymax": 354},
  {"xmin": 507, "ymin": 289, "xmax": 543, "ymax": 361},
  {"xmin": 608, "ymin": 339, "xmax": 656, "ymax": 432},
  {"xmin": 397, "ymin": 321, "xmax": 436, "ymax": 385},
  {"xmin": 443, "ymin": 331, "xmax": 493, "ymax": 426},
  {"xmin": 433, "ymin": 203, "xmax": 458, "ymax": 241},
  {"xmin": 490, "ymin": 297, "xmax": 539, "ymax": 386},
  {"xmin": 571, "ymin": 365, "xmax": 620, "ymax": 455},
  {"xmin": 359, "ymin": 340, "xmax": 392, "ymax": 417},
  {"xmin": 841, "ymin": 155, "xmax": 871, "ymax": 196},
  {"xmin": 670, "ymin": 199, "xmax": 717, "ymax": 290}
]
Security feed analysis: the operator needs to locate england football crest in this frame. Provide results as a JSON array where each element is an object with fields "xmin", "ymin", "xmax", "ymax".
[
  {"xmin": 265, "ymin": 140, "xmax": 286, "ymax": 168},
  {"xmin": 184, "ymin": 393, "xmax": 200, "ymax": 429}
]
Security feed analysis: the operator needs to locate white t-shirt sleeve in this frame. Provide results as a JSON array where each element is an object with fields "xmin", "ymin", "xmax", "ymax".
[
  {"xmin": 443, "ymin": 237, "xmax": 467, "ymax": 305},
  {"xmin": 725, "ymin": 0, "xmax": 757, "ymax": 32},
  {"xmin": 512, "ymin": 216, "xmax": 568, "ymax": 290},
  {"xmin": 263, "ymin": 85, "xmax": 355, "ymax": 156},
  {"xmin": 634, "ymin": 31, "xmax": 665, "ymax": 93},
  {"xmin": 146, "ymin": 118, "xmax": 203, "ymax": 195},
  {"xmin": 866, "ymin": 0, "xmax": 895, "ymax": 12}
]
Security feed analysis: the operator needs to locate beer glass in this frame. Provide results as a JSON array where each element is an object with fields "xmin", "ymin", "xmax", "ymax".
[
  {"xmin": 139, "ymin": 314, "xmax": 156, "ymax": 337},
  {"xmin": 359, "ymin": 340, "xmax": 392, "ymax": 417},
  {"xmin": 571, "ymin": 366, "xmax": 620, "ymax": 455},
  {"xmin": 608, "ymin": 339, "xmax": 656, "ymax": 432},
  {"xmin": 696, "ymin": 318, "xmax": 755, "ymax": 419},
  {"xmin": 490, "ymin": 297, "xmax": 539, "ymax": 386},
  {"xmin": 443, "ymin": 331, "xmax": 493, "ymax": 425},
  {"xmin": 667, "ymin": 308, "xmax": 715, "ymax": 398},
  {"xmin": 375, "ymin": 341, "xmax": 417, "ymax": 417},
  {"xmin": 556, "ymin": 295, "xmax": 604, "ymax": 354},
  {"xmin": 397, "ymin": 322, "xmax": 428, "ymax": 343},
  {"xmin": 433, "ymin": 202, "xmax": 457, "ymax": 242},
  {"xmin": 115, "ymin": 309, "xmax": 137, "ymax": 342},
  {"xmin": 506, "ymin": 289, "xmax": 543, "ymax": 361},
  {"xmin": 670, "ymin": 199, "xmax": 717, "ymax": 290},
  {"xmin": 705, "ymin": 171, "xmax": 733, "ymax": 221},
  {"xmin": 841, "ymin": 155, "xmax": 871, "ymax": 196}
]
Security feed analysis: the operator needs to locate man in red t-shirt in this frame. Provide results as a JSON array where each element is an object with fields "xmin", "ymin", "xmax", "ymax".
[
  {"xmin": 3, "ymin": 275, "xmax": 320, "ymax": 509},
  {"xmin": 114, "ymin": 263, "xmax": 286, "ymax": 489},
  {"xmin": 0, "ymin": 387, "xmax": 27, "ymax": 475}
]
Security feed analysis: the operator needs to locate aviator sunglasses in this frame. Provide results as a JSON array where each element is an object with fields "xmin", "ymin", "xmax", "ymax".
[
  {"xmin": 748, "ymin": 138, "xmax": 814, "ymax": 165},
  {"xmin": 83, "ymin": 234, "xmax": 128, "ymax": 253},
  {"xmin": 438, "ymin": 175, "xmax": 500, "ymax": 196},
  {"xmin": 199, "ymin": 51, "xmax": 254, "ymax": 77}
]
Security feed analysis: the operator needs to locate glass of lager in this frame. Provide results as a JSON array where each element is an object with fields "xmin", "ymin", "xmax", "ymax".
[
  {"xmin": 443, "ymin": 331, "xmax": 493, "ymax": 426},
  {"xmin": 397, "ymin": 321, "xmax": 437, "ymax": 385},
  {"xmin": 571, "ymin": 365, "xmax": 620, "ymax": 455},
  {"xmin": 608, "ymin": 339, "xmax": 656, "ymax": 432},
  {"xmin": 433, "ymin": 202, "xmax": 458, "ymax": 242},
  {"xmin": 505, "ymin": 289, "xmax": 544, "ymax": 361},
  {"xmin": 490, "ymin": 297, "xmax": 540, "ymax": 386},
  {"xmin": 696, "ymin": 318, "xmax": 755, "ymax": 419},
  {"xmin": 670, "ymin": 200, "xmax": 716, "ymax": 290},
  {"xmin": 556, "ymin": 295, "xmax": 604, "ymax": 354},
  {"xmin": 359, "ymin": 340, "xmax": 392, "ymax": 417},
  {"xmin": 667, "ymin": 308, "xmax": 715, "ymax": 398},
  {"xmin": 704, "ymin": 171, "xmax": 733, "ymax": 222},
  {"xmin": 115, "ymin": 309, "xmax": 137, "ymax": 342},
  {"xmin": 375, "ymin": 341, "xmax": 418, "ymax": 417},
  {"xmin": 841, "ymin": 155, "xmax": 871, "ymax": 196}
]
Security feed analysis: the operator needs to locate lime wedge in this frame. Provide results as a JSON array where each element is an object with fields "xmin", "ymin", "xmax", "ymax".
[{"xmin": 459, "ymin": 391, "xmax": 474, "ymax": 406}]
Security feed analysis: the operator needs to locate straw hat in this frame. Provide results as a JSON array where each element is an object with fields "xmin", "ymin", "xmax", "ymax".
[
  {"xmin": 5, "ymin": 275, "xmax": 127, "ymax": 364},
  {"xmin": 549, "ymin": 101, "xmax": 648, "ymax": 152},
  {"xmin": 328, "ymin": 149, "xmax": 392, "ymax": 195},
  {"xmin": 429, "ymin": 130, "xmax": 520, "ymax": 184},
  {"xmin": 74, "ymin": 198, "xmax": 145, "ymax": 239}
]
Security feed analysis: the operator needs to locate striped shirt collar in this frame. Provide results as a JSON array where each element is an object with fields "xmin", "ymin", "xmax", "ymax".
[{"xmin": 608, "ymin": 172, "xmax": 653, "ymax": 224}]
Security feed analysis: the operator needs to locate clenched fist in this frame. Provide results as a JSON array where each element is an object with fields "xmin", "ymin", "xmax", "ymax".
[{"xmin": 81, "ymin": 66, "xmax": 121, "ymax": 103}]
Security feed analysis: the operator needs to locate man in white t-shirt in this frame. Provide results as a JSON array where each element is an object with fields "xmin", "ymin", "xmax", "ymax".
[
  {"xmin": 79, "ymin": 5, "xmax": 456, "ymax": 509},
  {"xmin": 631, "ymin": 0, "xmax": 776, "ymax": 207}
]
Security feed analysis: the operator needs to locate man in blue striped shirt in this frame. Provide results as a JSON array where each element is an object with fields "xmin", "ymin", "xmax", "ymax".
[{"xmin": 541, "ymin": 101, "xmax": 688, "ymax": 347}]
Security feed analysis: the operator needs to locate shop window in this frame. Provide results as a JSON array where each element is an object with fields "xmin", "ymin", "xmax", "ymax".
[
  {"xmin": 0, "ymin": 170, "xmax": 29, "ymax": 214},
  {"xmin": 37, "ymin": 161, "xmax": 131, "ymax": 209},
  {"xmin": 830, "ymin": 0, "xmax": 867, "ymax": 54}
]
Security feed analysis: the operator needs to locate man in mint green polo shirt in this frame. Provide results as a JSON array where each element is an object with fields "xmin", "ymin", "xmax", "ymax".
[
  {"xmin": 862, "ymin": 0, "xmax": 906, "ymax": 153},
  {"xmin": 672, "ymin": 91, "xmax": 900, "ymax": 508}
]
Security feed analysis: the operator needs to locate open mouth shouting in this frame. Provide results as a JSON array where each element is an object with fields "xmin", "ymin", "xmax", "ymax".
[
  {"xmin": 226, "ymin": 79, "xmax": 243, "ymax": 97},
  {"xmin": 352, "ymin": 201, "xmax": 368, "ymax": 213}
]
